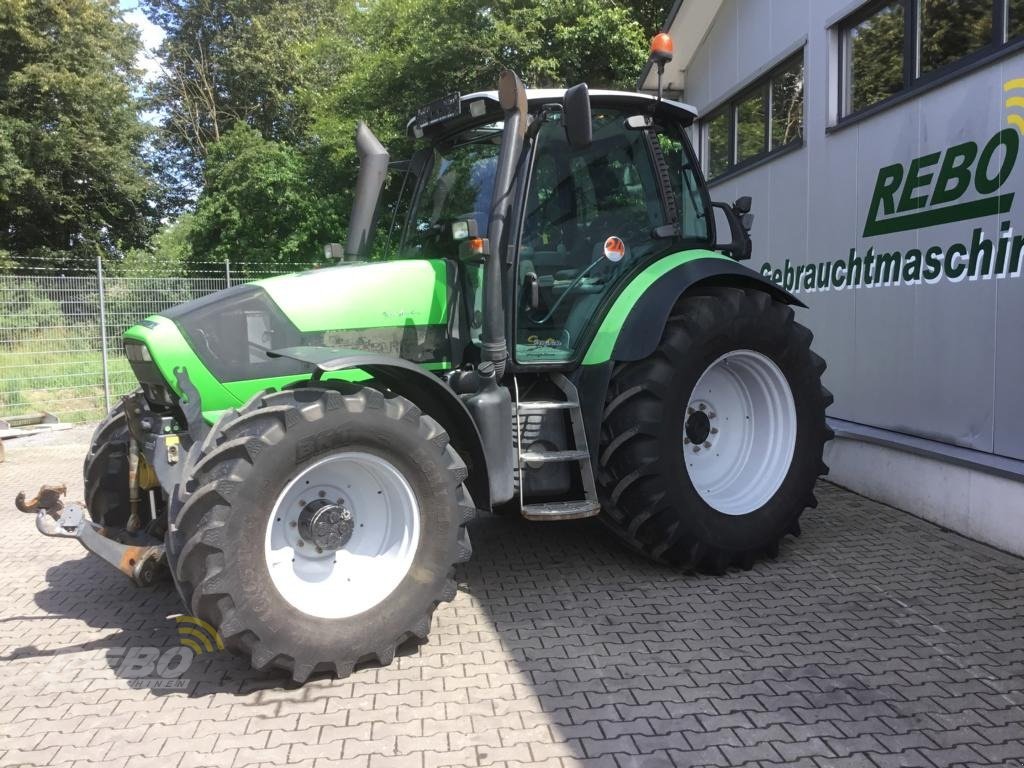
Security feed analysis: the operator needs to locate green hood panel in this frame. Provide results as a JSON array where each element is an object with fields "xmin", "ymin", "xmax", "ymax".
[
  {"xmin": 254, "ymin": 259, "xmax": 450, "ymax": 332},
  {"xmin": 123, "ymin": 258, "xmax": 454, "ymax": 423}
]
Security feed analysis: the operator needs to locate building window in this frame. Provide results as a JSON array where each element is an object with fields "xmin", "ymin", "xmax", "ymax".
[
  {"xmin": 706, "ymin": 110, "xmax": 730, "ymax": 178},
  {"xmin": 1009, "ymin": 0, "xmax": 1024, "ymax": 38},
  {"xmin": 736, "ymin": 86, "xmax": 768, "ymax": 162},
  {"xmin": 839, "ymin": 0, "xmax": 1021, "ymax": 120},
  {"xmin": 702, "ymin": 51, "xmax": 804, "ymax": 179},
  {"xmin": 843, "ymin": 1, "xmax": 906, "ymax": 114},
  {"xmin": 771, "ymin": 58, "xmax": 804, "ymax": 149},
  {"xmin": 919, "ymin": 0, "xmax": 993, "ymax": 74}
]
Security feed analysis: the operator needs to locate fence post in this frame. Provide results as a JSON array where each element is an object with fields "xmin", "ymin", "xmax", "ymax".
[
  {"xmin": 225, "ymin": 258, "xmax": 232, "ymax": 287},
  {"xmin": 96, "ymin": 253, "xmax": 111, "ymax": 413}
]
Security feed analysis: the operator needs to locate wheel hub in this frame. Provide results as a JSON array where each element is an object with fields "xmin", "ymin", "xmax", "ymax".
[
  {"xmin": 297, "ymin": 499, "xmax": 354, "ymax": 551},
  {"xmin": 684, "ymin": 408, "xmax": 713, "ymax": 446}
]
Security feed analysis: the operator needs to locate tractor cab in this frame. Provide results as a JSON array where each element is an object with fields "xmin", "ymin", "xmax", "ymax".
[{"xmin": 392, "ymin": 89, "xmax": 716, "ymax": 368}]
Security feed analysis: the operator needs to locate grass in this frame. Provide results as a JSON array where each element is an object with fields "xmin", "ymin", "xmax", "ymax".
[{"xmin": 0, "ymin": 326, "xmax": 135, "ymax": 423}]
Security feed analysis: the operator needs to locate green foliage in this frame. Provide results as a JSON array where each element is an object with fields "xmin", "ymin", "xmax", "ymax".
[
  {"xmin": 0, "ymin": 0, "xmax": 159, "ymax": 271},
  {"xmin": 0, "ymin": 0, "xmax": 671, "ymax": 274},
  {"xmin": 492, "ymin": 1, "xmax": 648, "ymax": 89},
  {"xmin": 143, "ymin": 0, "xmax": 344, "ymax": 188},
  {"xmin": 189, "ymin": 123, "xmax": 347, "ymax": 274},
  {"xmin": 114, "ymin": 213, "xmax": 195, "ymax": 277},
  {"xmin": 303, "ymin": 0, "xmax": 654, "ymax": 160}
]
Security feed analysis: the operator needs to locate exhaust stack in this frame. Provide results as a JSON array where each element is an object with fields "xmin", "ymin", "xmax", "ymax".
[
  {"xmin": 344, "ymin": 122, "xmax": 390, "ymax": 261},
  {"xmin": 483, "ymin": 71, "xmax": 528, "ymax": 377}
]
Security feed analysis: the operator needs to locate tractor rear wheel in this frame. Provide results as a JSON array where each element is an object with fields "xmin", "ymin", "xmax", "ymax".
[
  {"xmin": 167, "ymin": 385, "xmax": 474, "ymax": 683},
  {"xmin": 598, "ymin": 286, "xmax": 832, "ymax": 572}
]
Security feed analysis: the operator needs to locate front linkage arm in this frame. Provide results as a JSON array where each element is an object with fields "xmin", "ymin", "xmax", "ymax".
[{"xmin": 16, "ymin": 484, "xmax": 166, "ymax": 587}]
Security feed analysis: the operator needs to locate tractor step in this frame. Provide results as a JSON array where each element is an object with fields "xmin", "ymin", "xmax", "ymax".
[
  {"xmin": 517, "ymin": 400, "xmax": 578, "ymax": 412},
  {"xmin": 520, "ymin": 449, "xmax": 590, "ymax": 464},
  {"xmin": 514, "ymin": 374, "xmax": 601, "ymax": 522},
  {"xmin": 521, "ymin": 500, "xmax": 601, "ymax": 520}
]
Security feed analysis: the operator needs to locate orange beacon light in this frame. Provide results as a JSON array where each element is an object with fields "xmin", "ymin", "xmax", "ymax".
[{"xmin": 651, "ymin": 32, "xmax": 674, "ymax": 62}]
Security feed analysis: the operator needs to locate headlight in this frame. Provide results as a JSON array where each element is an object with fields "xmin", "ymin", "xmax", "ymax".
[{"xmin": 124, "ymin": 342, "xmax": 152, "ymax": 362}]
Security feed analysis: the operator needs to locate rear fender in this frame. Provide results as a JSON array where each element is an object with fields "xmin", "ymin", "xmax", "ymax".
[
  {"xmin": 585, "ymin": 254, "xmax": 805, "ymax": 366},
  {"xmin": 269, "ymin": 347, "xmax": 490, "ymax": 511}
]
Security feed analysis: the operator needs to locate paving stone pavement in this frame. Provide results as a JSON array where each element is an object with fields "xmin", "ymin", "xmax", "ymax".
[{"xmin": 1, "ymin": 425, "xmax": 1023, "ymax": 768}]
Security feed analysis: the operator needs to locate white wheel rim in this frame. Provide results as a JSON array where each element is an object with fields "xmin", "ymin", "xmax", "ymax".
[
  {"xmin": 265, "ymin": 451, "xmax": 420, "ymax": 619},
  {"xmin": 683, "ymin": 349, "xmax": 796, "ymax": 516}
]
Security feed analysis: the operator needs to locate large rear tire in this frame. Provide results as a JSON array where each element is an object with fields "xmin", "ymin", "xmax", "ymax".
[
  {"xmin": 167, "ymin": 385, "xmax": 474, "ymax": 683},
  {"xmin": 598, "ymin": 286, "xmax": 833, "ymax": 572}
]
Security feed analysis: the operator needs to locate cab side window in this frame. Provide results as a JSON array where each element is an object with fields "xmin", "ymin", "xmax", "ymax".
[
  {"xmin": 515, "ymin": 109, "xmax": 668, "ymax": 363},
  {"xmin": 656, "ymin": 128, "xmax": 710, "ymax": 241}
]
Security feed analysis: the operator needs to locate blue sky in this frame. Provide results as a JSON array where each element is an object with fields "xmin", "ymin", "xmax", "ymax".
[{"xmin": 118, "ymin": 0, "xmax": 166, "ymax": 84}]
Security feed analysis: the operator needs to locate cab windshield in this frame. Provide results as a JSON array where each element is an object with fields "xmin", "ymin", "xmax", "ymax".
[{"xmin": 400, "ymin": 122, "xmax": 501, "ymax": 259}]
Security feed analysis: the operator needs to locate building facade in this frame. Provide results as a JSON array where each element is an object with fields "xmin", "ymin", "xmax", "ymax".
[{"xmin": 641, "ymin": 0, "xmax": 1024, "ymax": 554}]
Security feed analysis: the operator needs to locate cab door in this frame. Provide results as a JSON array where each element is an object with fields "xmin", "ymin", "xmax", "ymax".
[{"xmin": 513, "ymin": 106, "xmax": 704, "ymax": 365}]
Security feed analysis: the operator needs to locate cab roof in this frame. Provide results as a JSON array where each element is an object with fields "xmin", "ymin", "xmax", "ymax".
[{"xmin": 407, "ymin": 88, "xmax": 699, "ymax": 139}]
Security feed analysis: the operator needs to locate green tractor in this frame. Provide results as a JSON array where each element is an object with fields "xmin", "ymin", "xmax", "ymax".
[{"xmin": 25, "ymin": 66, "xmax": 832, "ymax": 682}]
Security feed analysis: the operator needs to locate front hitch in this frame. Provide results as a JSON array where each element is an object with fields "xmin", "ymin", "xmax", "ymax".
[{"xmin": 17, "ymin": 484, "xmax": 166, "ymax": 587}]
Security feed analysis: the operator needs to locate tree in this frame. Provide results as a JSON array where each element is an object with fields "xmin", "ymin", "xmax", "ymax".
[
  {"xmin": 142, "ymin": 0, "xmax": 343, "ymax": 195},
  {"xmin": 188, "ymin": 123, "xmax": 346, "ymax": 274},
  {"xmin": 115, "ymin": 212, "xmax": 194, "ymax": 276},
  {"xmin": 0, "ymin": 0, "xmax": 158, "ymax": 270}
]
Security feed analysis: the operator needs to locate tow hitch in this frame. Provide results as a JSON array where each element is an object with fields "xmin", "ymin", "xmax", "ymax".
[{"xmin": 16, "ymin": 484, "xmax": 166, "ymax": 587}]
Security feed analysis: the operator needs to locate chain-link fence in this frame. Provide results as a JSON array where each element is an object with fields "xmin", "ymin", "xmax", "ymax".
[{"xmin": 0, "ymin": 259, "xmax": 294, "ymax": 423}]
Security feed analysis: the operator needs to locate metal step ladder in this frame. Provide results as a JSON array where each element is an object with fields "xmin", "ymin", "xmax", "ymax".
[{"xmin": 514, "ymin": 375, "xmax": 601, "ymax": 521}]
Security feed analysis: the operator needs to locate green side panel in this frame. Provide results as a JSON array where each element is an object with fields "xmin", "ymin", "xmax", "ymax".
[
  {"xmin": 581, "ymin": 249, "xmax": 731, "ymax": 366},
  {"xmin": 124, "ymin": 317, "xmax": 242, "ymax": 417},
  {"xmin": 254, "ymin": 259, "xmax": 449, "ymax": 332},
  {"xmin": 219, "ymin": 361, "xmax": 451, "ymax": 409}
]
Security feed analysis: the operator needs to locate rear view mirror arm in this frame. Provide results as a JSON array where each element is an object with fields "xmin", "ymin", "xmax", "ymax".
[{"xmin": 711, "ymin": 201, "xmax": 753, "ymax": 261}]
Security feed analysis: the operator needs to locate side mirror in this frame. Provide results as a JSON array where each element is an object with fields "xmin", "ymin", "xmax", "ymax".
[
  {"xmin": 563, "ymin": 83, "xmax": 592, "ymax": 149},
  {"xmin": 733, "ymin": 195, "xmax": 752, "ymax": 214},
  {"xmin": 711, "ymin": 200, "xmax": 753, "ymax": 261}
]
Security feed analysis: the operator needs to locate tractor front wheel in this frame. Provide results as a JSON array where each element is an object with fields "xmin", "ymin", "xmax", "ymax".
[
  {"xmin": 168, "ymin": 385, "xmax": 474, "ymax": 683},
  {"xmin": 83, "ymin": 397, "xmax": 135, "ymax": 527},
  {"xmin": 598, "ymin": 286, "xmax": 832, "ymax": 572}
]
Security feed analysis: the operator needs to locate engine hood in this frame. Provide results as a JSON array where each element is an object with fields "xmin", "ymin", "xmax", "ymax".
[
  {"xmin": 253, "ymin": 259, "xmax": 449, "ymax": 332},
  {"xmin": 123, "ymin": 259, "xmax": 454, "ymax": 418}
]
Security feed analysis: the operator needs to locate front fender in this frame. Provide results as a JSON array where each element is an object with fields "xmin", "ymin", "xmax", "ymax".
[
  {"xmin": 268, "ymin": 346, "xmax": 490, "ymax": 511},
  {"xmin": 582, "ymin": 250, "xmax": 804, "ymax": 365}
]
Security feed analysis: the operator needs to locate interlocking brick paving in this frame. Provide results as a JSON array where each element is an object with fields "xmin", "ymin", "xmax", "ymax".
[{"xmin": 1, "ymin": 425, "xmax": 1022, "ymax": 767}]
